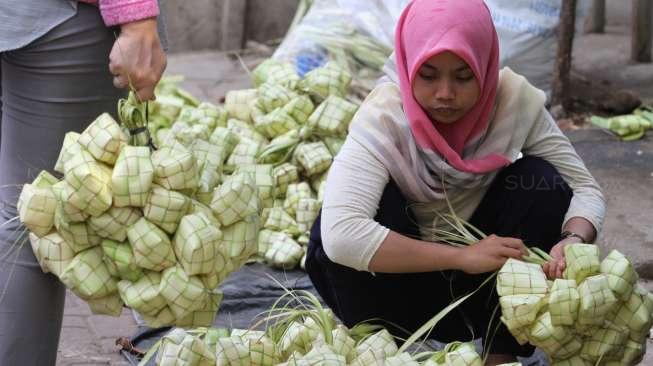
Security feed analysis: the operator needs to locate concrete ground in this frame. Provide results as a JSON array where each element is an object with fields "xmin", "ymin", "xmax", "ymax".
[{"xmin": 56, "ymin": 20, "xmax": 653, "ymax": 366}]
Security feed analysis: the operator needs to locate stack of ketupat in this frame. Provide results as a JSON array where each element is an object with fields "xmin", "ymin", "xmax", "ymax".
[
  {"xmin": 18, "ymin": 92, "xmax": 260, "ymax": 328},
  {"xmin": 148, "ymin": 59, "xmax": 359, "ymax": 271},
  {"xmin": 148, "ymin": 290, "xmax": 523, "ymax": 366},
  {"xmin": 590, "ymin": 108, "xmax": 652, "ymax": 141},
  {"xmin": 497, "ymin": 243, "xmax": 653, "ymax": 365}
]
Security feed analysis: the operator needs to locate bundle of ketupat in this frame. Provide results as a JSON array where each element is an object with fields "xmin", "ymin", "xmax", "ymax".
[
  {"xmin": 497, "ymin": 244, "xmax": 653, "ymax": 365},
  {"xmin": 141, "ymin": 289, "xmax": 525, "ymax": 366},
  {"xmin": 147, "ymin": 58, "xmax": 359, "ymax": 271},
  {"xmin": 19, "ymin": 92, "xmax": 262, "ymax": 328},
  {"xmin": 589, "ymin": 108, "xmax": 652, "ymax": 141}
]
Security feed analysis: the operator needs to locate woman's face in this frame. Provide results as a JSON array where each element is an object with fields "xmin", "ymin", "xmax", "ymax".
[{"xmin": 412, "ymin": 51, "xmax": 480, "ymax": 124}]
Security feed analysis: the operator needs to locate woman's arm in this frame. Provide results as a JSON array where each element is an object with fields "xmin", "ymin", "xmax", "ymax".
[
  {"xmin": 323, "ymin": 138, "xmax": 526, "ymax": 273},
  {"xmin": 522, "ymin": 108, "xmax": 606, "ymax": 278},
  {"xmin": 369, "ymin": 231, "xmax": 527, "ymax": 274},
  {"xmin": 522, "ymin": 108, "xmax": 605, "ymax": 238}
]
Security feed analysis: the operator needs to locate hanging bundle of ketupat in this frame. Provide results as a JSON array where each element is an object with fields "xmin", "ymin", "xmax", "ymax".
[
  {"xmin": 19, "ymin": 91, "xmax": 262, "ymax": 328},
  {"xmin": 497, "ymin": 243, "xmax": 653, "ymax": 365}
]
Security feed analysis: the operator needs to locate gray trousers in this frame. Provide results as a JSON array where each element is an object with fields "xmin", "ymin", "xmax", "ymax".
[{"xmin": 0, "ymin": 4, "xmax": 125, "ymax": 365}]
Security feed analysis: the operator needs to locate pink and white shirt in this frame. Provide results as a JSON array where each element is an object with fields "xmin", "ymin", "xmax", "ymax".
[{"xmin": 78, "ymin": 0, "xmax": 159, "ymax": 26}]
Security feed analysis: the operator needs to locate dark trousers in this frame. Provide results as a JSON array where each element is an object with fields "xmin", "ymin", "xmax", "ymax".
[{"xmin": 305, "ymin": 156, "xmax": 573, "ymax": 356}]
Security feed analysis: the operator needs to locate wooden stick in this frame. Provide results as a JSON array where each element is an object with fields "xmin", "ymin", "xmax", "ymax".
[
  {"xmin": 551, "ymin": 0, "xmax": 578, "ymax": 111},
  {"xmin": 632, "ymin": 0, "xmax": 652, "ymax": 62}
]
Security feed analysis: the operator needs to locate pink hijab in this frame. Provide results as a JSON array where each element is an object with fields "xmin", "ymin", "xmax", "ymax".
[{"xmin": 395, "ymin": 0, "xmax": 510, "ymax": 174}]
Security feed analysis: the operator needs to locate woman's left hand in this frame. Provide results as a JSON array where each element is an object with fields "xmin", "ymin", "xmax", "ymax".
[{"xmin": 543, "ymin": 237, "xmax": 577, "ymax": 279}]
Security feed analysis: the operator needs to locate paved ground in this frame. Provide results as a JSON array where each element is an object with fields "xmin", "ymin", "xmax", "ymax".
[{"xmin": 56, "ymin": 21, "xmax": 653, "ymax": 366}]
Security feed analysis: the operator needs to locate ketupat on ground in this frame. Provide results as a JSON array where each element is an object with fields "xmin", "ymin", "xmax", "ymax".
[{"xmin": 55, "ymin": 36, "xmax": 653, "ymax": 366}]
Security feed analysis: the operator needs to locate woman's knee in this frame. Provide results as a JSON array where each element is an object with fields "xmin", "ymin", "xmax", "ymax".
[{"xmin": 500, "ymin": 156, "xmax": 572, "ymax": 202}]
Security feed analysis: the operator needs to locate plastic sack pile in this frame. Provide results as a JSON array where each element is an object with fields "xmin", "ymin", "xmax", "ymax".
[
  {"xmin": 497, "ymin": 244, "xmax": 653, "ymax": 365},
  {"xmin": 148, "ymin": 59, "xmax": 359, "ymax": 271},
  {"xmin": 19, "ymin": 97, "xmax": 261, "ymax": 328}
]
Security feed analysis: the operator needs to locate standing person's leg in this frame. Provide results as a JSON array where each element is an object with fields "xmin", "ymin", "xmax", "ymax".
[
  {"xmin": 0, "ymin": 4, "xmax": 125, "ymax": 364},
  {"xmin": 454, "ymin": 155, "xmax": 573, "ymax": 357}
]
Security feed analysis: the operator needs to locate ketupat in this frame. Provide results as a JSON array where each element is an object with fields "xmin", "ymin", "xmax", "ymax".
[
  {"xmin": 63, "ymin": 149, "xmax": 113, "ymax": 217},
  {"xmin": 159, "ymin": 265, "xmax": 208, "ymax": 320},
  {"xmin": 59, "ymin": 246, "xmax": 118, "ymax": 300},
  {"xmin": 211, "ymin": 173, "xmax": 260, "ymax": 226},
  {"xmin": 300, "ymin": 61, "xmax": 352, "ymax": 101},
  {"xmin": 20, "ymin": 87, "xmax": 266, "ymax": 329},
  {"xmin": 29, "ymin": 232, "xmax": 75, "ymax": 277},
  {"xmin": 548, "ymin": 279, "xmax": 580, "ymax": 326},
  {"xmin": 252, "ymin": 58, "xmax": 301, "ymax": 89},
  {"xmin": 77, "ymin": 113, "xmax": 127, "ymax": 165},
  {"xmin": 497, "ymin": 258, "xmax": 549, "ymax": 296},
  {"xmin": 143, "ymin": 185, "xmax": 191, "ymax": 234},
  {"xmin": 564, "ymin": 244, "xmax": 600, "ymax": 284},
  {"xmin": 499, "ymin": 294, "xmax": 547, "ymax": 329},
  {"xmin": 220, "ymin": 214, "xmax": 259, "ymax": 268},
  {"xmin": 151, "ymin": 141, "xmax": 199, "ymax": 191},
  {"xmin": 101, "ymin": 239, "xmax": 143, "ymax": 282},
  {"xmin": 225, "ymin": 89, "xmax": 258, "ymax": 123},
  {"xmin": 283, "ymin": 182, "xmax": 314, "ymax": 216},
  {"xmin": 600, "ymin": 249, "xmax": 638, "ymax": 301},
  {"xmin": 127, "ymin": 217, "xmax": 177, "ymax": 272},
  {"xmin": 17, "ymin": 172, "xmax": 58, "ymax": 237},
  {"xmin": 264, "ymin": 232, "xmax": 304, "ymax": 269},
  {"xmin": 111, "ymin": 146, "xmax": 154, "ymax": 207},
  {"xmin": 118, "ymin": 271, "xmax": 168, "ymax": 317},
  {"xmin": 306, "ymin": 95, "xmax": 358, "ymax": 135},
  {"xmin": 173, "ymin": 212, "xmax": 223, "ymax": 276},
  {"xmin": 88, "ymin": 205, "xmax": 142, "ymax": 242},
  {"xmin": 294, "ymin": 141, "xmax": 333, "ymax": 177},
  {"xmin": 497, "ymin": 243, "xmax": 653, "ymax": 365}
]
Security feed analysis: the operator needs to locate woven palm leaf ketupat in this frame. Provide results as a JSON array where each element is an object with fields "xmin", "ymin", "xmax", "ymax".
[
  {"xmin": 87, "ymin": 205, "xmax": 142, "ymax": 242},
  {"xmin": 496, "ymin": 244, "xmax": 653, "ymax": 364},
  {"xmin": 77, "ymin": 112, "xmax": 127, "ymax": 165},
  {"xmin": 252, "ymin": 58, "xmax": 301, "ymax": 89},
  {"xmin": 111, "ymin": 146, "xmax": 154, "ymax": 207},
  {"xmin": 225, "ymin": 89, "xmax": 258, "ymax": 123}
]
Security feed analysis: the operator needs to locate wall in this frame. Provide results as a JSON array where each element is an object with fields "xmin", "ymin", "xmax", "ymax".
[
  {"xmin": 163, "ymin": 0, "xmax": 298, "ymax": 53},
  {"xmin": 246, "ymin": 0, "xmax": 299, "ymax": 43},
  {"xmin": 163, "ymin": 0, "xmax": 223, "ymax": 52}
]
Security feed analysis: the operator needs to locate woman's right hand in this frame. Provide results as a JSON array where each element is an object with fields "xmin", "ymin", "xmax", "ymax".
[{"xmin": 456, "ymin": 235, "xmax": 528, "ymax": 274}]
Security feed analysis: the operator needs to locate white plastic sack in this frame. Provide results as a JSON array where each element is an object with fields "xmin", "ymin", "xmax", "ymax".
[
  {"xmin": 487, "ymin": 0, "xmax": 591, "ymax": 98},
  {"xmin": 274, "ymin": 0, "xmax": 590, "ymax": 98}
]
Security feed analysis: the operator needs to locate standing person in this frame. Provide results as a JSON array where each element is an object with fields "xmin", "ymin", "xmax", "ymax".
[
  {"xmin": 0, "ymin": 1, "xmax": 166, "ymax": 364},
  {"xmin": 305, "ymin": 0, "xmax": 605, "ymax": 364}
]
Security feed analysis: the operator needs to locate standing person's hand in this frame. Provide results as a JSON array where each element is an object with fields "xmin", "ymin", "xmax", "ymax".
[
  {"xmin": 456, "ymin": 235, "xmax": 528, "ymax": 274},
  {"xmin": 109, "ymin": 18, "xmax": 166, "ymax": 101}
]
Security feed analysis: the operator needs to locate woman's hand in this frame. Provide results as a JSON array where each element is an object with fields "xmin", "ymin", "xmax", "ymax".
[
  {"xmin": 456, "ymin": 235, "xmax": 528, "ymax": 274},
  {"xmin": 109, "ymin": 18, "xmax": 166, "ymax": 101},
  {"xmin": 543, "ymin": 237, "xmax": 577, "ymax": 280}
]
